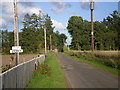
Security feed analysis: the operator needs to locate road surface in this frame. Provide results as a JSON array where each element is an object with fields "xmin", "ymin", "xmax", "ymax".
[{"xmin": 57, "ymin": 53, "xmax": 119, "ymax": 88}]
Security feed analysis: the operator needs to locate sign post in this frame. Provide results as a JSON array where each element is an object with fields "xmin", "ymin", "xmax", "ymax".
[{"xmin": 10, "ymin": 46, "xmax": 23, "ymax": 65}]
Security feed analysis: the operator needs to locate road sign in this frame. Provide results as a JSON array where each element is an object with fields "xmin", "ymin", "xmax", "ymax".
[
  {"xmin": 10, "ymin": 46, "xmax": 23, "ymax": 53},
  {"xmin": 10, "ymin": 49, "xmax": 23, "ymax": 53},
  {"xmin": 12, "ymin": 46, "xmax": 21, "ymax": 50}
]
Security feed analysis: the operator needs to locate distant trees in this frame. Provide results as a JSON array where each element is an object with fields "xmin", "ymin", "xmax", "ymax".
[
  {"xmin": 67, "ymin": 10, "xmax": 119, "ymax": 50},
  {"xmin": 20, "ymin": 13, "xmax": 53, "ymax": 53},
  {"xmin": 1, "ymin": 30, "xmax": 14, "ymax": 54},
  {"xmin": 52, "ymin": 31, "xmax": 67, "ymax": 52},
  {"xmin": 2, "ymin": 10, "xmax": 119, "ymax": 54},
  {"xmin": 1, "ymin": 12, "xmax": 67, "ymax": 54}
]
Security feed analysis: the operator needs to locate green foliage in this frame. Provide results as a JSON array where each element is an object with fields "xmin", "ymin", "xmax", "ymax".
[
  {"xmin": 1, "ymin": 30, "xmax": 14, "ymax": 54},
  {"xmin": 2, "ymin": 65, "xmax": 15, "ymax": 73},
  {"xmin": 52, "ymin": 31, "xmax": 67, "ymax": 52},
  {"xmin": 20, "ymin": 13, "xmax": 54, "ymax": 53},
  {"xmin": 63, "ymin": 46, "xmax": 68, "ymax": 51},
  {"xmin": 69, "ymin": 51, "xmax": 119, "ymax": 69},
  {"xmin": 2, "ymin": 13, "xmax": 67, "ymax": 54},
  {"xmin": 67, "ymin": 16, "xmax": 90, "ymax": 50},
  {"xmin": 27, "ymin": 52, "xmax": 67, "ymax": 88},
  {"xmin": 67, "ymin": 10, "xmax": 119, "ymax": 50}
]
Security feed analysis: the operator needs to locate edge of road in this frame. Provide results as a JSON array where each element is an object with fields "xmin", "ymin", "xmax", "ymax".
[
  {"xmin": 56, "ymin": 52, "xmax": 73, "ymax": 89},
  {"xmin": 63, "ymin": 52, "xmax": 119, "ymax": 77}
]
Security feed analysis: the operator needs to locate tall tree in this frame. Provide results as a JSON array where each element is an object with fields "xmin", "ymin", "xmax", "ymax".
[
  {"xmin": 67, "ymin": 10, "xmax": 119, "ymax": 50},
  {"xmin": 67, "ymin": 16, "xmax": 83, "ymax": 50}
]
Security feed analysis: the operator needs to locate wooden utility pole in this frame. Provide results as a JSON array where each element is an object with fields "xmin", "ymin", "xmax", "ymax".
[
  {"xmin": 44, "ymin": 28, "xmax": 47, "ymax": 54},
  {"xmin": 40, "ymin": 11, "xmax": 47, "ymax": 54},
  {"xmin": 50, "ymin": 35, "xmax": 52, "ymax": 51},
  {"xmin": 13, "ymin": 0, "xmax": 19, "ymax": 65},
  {"xmin": 90, "ymin": 0, "xmax": 94, "ymax": 51}
]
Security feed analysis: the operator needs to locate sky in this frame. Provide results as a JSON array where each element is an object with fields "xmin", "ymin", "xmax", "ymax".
[{"xmin": 0, "ymin": 0, "xmax": 119, "ymax": 45}]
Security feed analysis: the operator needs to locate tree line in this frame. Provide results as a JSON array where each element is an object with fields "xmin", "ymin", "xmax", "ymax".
[
  {"xmin": 1, "ymin": 13, "xmax": 67, "ymax": 54},
  {"xmin": 67, "ymin": 10, "xmax": 119, "ymax": 50},
  {"xmin": 1, "ymin": 10, "xmax": 119, "ymax": 54}
]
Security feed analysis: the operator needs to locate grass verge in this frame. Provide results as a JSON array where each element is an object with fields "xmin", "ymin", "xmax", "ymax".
[
  {"xmin": 27, "ymin": 52, "xmax": 67, "ymax": 88},
  {"xmin": 64, "ymin": 52, "xmax": 120, "ymax": 76}
]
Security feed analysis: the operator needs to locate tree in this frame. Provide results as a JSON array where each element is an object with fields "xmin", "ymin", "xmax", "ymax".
[
  {"xmin": 67, "ymin": 10, "xmax": 119, "ymax": 50},
  {"xmin": 67, "ymin": 16, "xmax": 83, "ymax": 50},
  {"xmin": 1, "ymin": 30, "xmax": 14, "ymax": 54},
  {"xmin": 52, "ymin": 31, "xmax": 67, "ymax": 52},
  {"xmin": 67, "ymin": 16, "xmax": 90, "ymax": 50},
  {"xmin": 44, "ymin": 14, "xmax": 54, "ymax": 50},
  {"xmin": 21, "ymin": 13, "xmax": 44, "ymax": 53}
]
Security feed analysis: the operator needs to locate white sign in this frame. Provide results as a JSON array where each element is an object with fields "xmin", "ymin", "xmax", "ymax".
[
  {"xmin": 10, "ymin": 46, "xmax": 23, "ymax": 53},
  {"xmin": 10, "ymin": 49, "xmax": 23, "ymax": 53},
  {"xmin": 12, "ymin": 46, "xmax": 21, "ymax": 50}
]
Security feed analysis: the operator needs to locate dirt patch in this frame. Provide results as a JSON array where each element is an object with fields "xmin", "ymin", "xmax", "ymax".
[{"xmin": 1, "ymin": 54, "xmax": 39, "ymax": 67}]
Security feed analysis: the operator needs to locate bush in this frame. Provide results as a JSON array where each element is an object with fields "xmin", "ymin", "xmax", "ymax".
[
  {"xmin": 68, "ymin": 52, "xmax": 119, "ymax": 70},
  {"xmin": 37, "ymin": 64, "xmax": 51, "ymax": 76}
]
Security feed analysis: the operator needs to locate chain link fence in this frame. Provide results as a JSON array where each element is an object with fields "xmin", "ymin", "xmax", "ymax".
[
  {"xmin": 0, "ymin": 74, "xmax": 1, "ymax": 90},
  {"xmin": 0, "ymin": 55, "xmax": 45, "ymax": 89}
]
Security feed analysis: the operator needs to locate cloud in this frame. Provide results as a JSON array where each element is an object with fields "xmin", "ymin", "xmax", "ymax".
[
  {"xmin": 18, "ymin": 3, "xmax": 41, "ymax": 15},
  {"xmin": 50, "ymin": 0, "xmax": 72, "ymax": 14},
  {"xmin": 80, "ymin": 0, "xmax": 96, "ymax": 10},
  {"xmin": 0, "ymin": 2, "xmax": 42, "ymax": 29},
  {"xmin": 0, "ymin": 18, "xmax": 7, "ymax": 28},
  {"xmin": 69, "ymin": 10, "xmax": 77, "ymax": 15},
  {"xmin": 19, "ymin": 2, "xmax": 36, "ymax": 7},
  {"xmin": 52, "ymin": 19, "xmax": 66, "ymax": 30},
  {"xmin": 80, "ymin": 2, "xmax": 90, "ymax": 10}
]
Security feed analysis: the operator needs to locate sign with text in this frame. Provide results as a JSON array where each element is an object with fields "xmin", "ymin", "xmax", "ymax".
[
  {"xmin": 10, "ymin": 46, "xmax": 23, "ymax": 53},
  {"xmin": 12, "ymin": 46, "xmax": 21, "ymax": 50}
]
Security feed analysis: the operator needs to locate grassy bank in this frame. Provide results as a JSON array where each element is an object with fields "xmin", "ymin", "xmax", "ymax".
[
  {"xmin": 27, "ymin": 52, "xmax": 67, "ymax": 88},
  {"xmin": 64, "ymin": 52, "xmax": 120, "ymax": 76}
]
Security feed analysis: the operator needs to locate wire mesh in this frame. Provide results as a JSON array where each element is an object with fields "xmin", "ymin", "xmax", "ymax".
[{"xmin": 1, "ymin": 55, "xmax": 45, "ymax": 89}]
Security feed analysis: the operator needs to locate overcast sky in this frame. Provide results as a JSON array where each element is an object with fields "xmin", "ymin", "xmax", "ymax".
[{"xmin": 0, "ymin": 0, "xmax": 119, "ymax": 45}]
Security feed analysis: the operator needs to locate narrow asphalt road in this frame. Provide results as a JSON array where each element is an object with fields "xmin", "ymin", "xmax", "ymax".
[{"xmin": 57, "ymin": 52, "xmax": 118, "ymax": 88}]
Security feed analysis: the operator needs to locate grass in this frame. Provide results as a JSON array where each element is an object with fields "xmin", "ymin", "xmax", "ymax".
[
  {"xmin": 27, "ymin": 52, "xmax": 67, "ymax": 88},
  {"xmin": 64, "ymin": 52, "xmax": 120, "ymax": 76}
]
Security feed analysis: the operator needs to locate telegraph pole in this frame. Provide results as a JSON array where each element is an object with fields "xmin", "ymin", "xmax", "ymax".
[
  {"xmin": 40, "ymin": 11, "xmax": 47, "ymax": 54},
  {"xmin": 44, "ymin": 28, "xmax": 47, "ymax": 54},
  {"xmin": 13, "ymin": 0, "xmax": 19, "ymax": 65},
  {"xmin": 90, "ymin": 0, "xmax": 94, "ymax": 51}
]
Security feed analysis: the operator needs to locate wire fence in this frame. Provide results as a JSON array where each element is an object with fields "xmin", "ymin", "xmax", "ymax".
[
  {"xmin": 0, "ymin": 55, "xmax": 45, "ymax": 89},
  {"xmin": 0, "ymin": 74, "xmax": 1, "ymax": 90}
]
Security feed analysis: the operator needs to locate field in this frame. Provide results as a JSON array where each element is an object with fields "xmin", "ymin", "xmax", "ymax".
[
  {"xmin": 68, "ymin": 50, "xmax": 118, "ymax": 56},
  {"xmin": 1, "ymin": 54, "xmax": 39, "ymax": 69}
]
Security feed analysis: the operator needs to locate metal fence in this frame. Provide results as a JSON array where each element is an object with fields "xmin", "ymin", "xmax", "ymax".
[
  {"xmin": 0, "ymin": 74, "xmax": 1, "ymax": 90},
  {"xmin": 0, "ymin": 55, "xmax": 45, "ymax": 89}
]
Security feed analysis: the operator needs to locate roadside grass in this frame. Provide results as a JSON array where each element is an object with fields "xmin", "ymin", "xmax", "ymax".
[
  {"xmin": 64, "ymin": 52, "xmax": 120, "ymax": 76},
  {"xmin": 63, "ymin": 46, "xmax": 68, "ymax": 51},
  {"xmin": 27, "ymin": 52, "xmax": 67, "ymax": 88}
]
